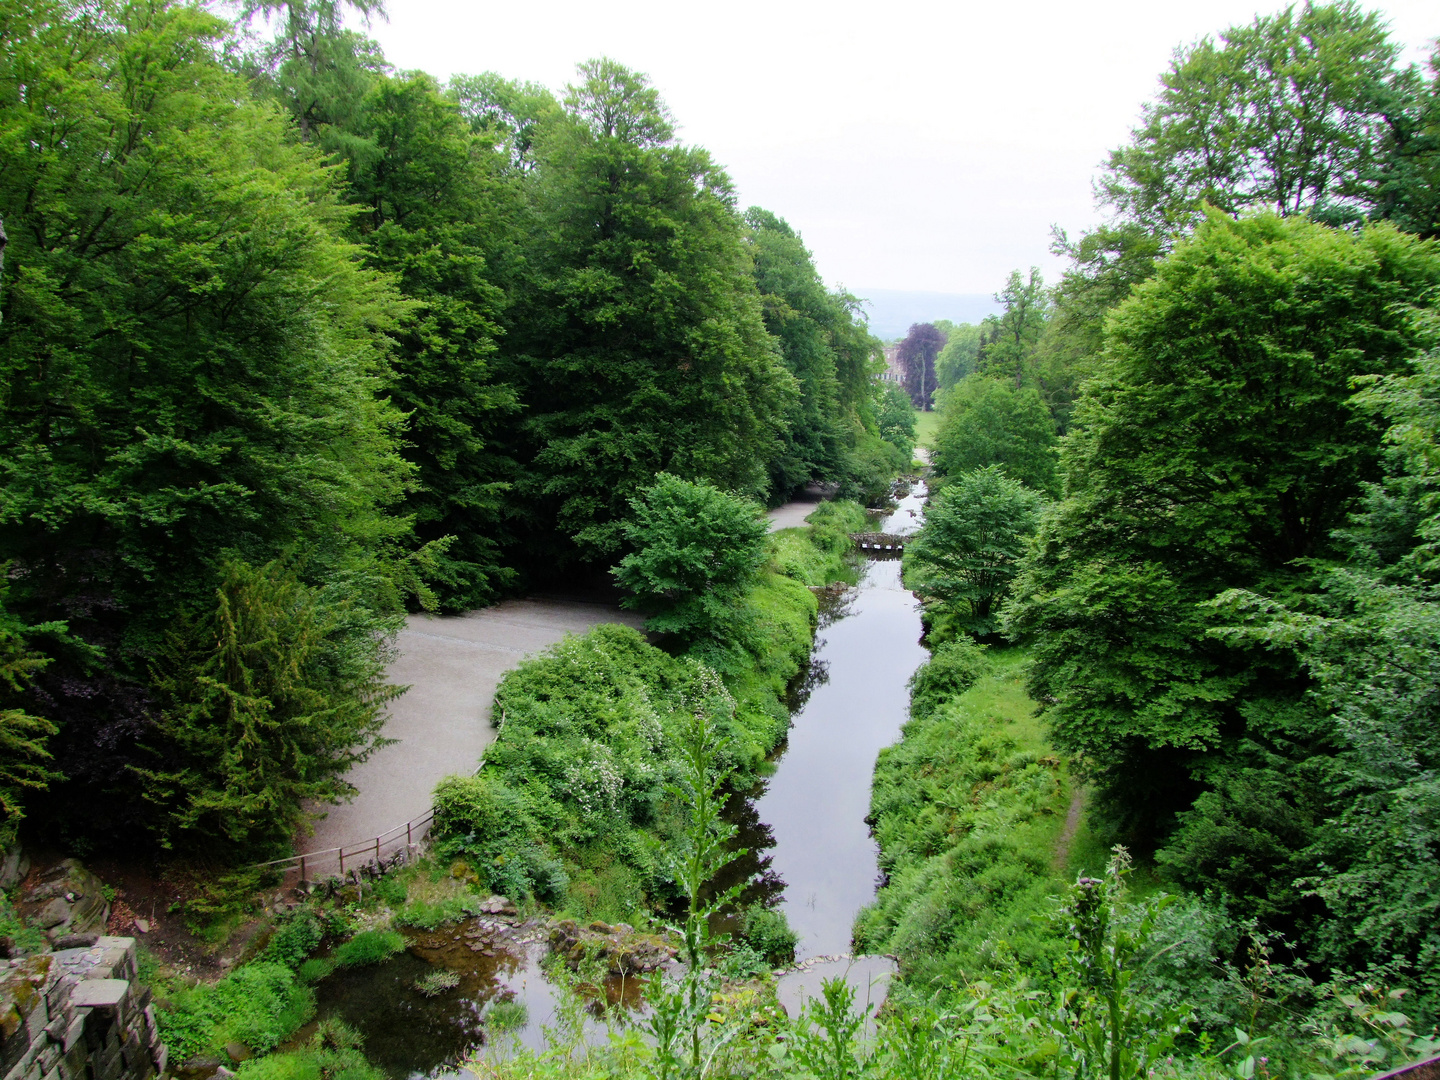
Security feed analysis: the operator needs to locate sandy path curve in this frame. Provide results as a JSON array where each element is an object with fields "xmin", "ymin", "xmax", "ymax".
[{"xmin": 301, "ymin": 599, "xmax": 645, "ymax": 857}]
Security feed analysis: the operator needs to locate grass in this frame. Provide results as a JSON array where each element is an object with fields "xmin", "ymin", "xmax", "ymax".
[
  {"xmin": 855, "ymin": 646, "xmax": 1085, "ymax": 986},
  {"xmin": 766, "ymin": 500, "xmax": 869, "ymax": 587},
  {"xmin": 913, "ymin": 407, "xmax": 941, "ymax": 449}
]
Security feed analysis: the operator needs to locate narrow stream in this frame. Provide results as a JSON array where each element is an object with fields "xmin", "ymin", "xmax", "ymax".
[
  {"xmin": 314, "ymin": 481, "xmax": 929, "ymax": 1075},
  {"xmin": 745, "ymin": 481, "xmax": 928, "ymax": 959}
]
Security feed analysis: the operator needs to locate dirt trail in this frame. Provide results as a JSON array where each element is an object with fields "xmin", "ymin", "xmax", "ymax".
[{"xmin": 1053, "ymin": 788, "xmax": 1085, "ymax": 871}]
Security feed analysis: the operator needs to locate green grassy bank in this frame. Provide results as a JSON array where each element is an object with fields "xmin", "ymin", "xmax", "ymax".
[{"xmin": 855, "ymin": 642, "xmax": 1093, "ymax": 985}]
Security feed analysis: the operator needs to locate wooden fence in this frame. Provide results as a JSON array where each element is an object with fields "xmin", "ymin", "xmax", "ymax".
[{"xmin": 253, "ymin": 807, "xmax": 435, "ymax": 884}]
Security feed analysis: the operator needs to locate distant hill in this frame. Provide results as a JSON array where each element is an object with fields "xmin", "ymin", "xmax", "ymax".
[{"xmin": 855, "ymin": 289, "xmax": 1001, "ymax": 341}]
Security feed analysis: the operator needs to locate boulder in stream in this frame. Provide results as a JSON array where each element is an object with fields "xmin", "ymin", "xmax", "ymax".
[{"xmin": 548, "ymin": 919, "xmax": 678, "ymax": 975}]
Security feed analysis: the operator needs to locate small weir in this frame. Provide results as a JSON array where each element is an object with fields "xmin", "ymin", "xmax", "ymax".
[{"xmin": 312, "ymin": 480, "xmax": 931, "ymax": 1075}]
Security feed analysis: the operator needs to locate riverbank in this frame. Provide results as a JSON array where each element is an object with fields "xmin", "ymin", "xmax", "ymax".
[
  {"xmin": 298, "ymin": 489, "xmax": 846, "ymax": 863},
  {"xmin": 422, "ymin": 500, "xmax": 873, "ymax": 925}
]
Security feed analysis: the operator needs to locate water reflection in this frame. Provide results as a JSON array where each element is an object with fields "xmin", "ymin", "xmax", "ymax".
[{"xmin": 725, "ymin": 481, "xmax": 930, "ymax": 959}]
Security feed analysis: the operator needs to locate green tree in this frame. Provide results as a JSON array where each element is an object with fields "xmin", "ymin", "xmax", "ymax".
[
  {"xmin": 935, "ymin": 322, "xmax": 982, "ymax": 390},
  {"xmin": 0, "ymin": 582, "xmax": 62, "ymax": 848},
  {"xmin": 447, "ymin": 72, "xmax": 561, "ymax": 173},
  {"xmin": 744, "ymin": 208, "xmax": 855, "ymax": 498},
  {"xmin": 240, "ymin": 0, "xmax": 389, "ymax": 144},
  {"xmin": 141, "ymin": 560, "xmax": 400, "ymax": 859},
  {"xmin": 340, "ymin": 72, "xmax": 524, "ymax": 610},
  {"xmin": 1202, "ymin": 323, "xmax": 1440, "ymax": 1007},
  {"xmin": 932, "ymin": 377, "xmax": 1058, "ymax": 494},
  {"xmin": 612, "ymin": 474, "xmax": 768, "ymax": 646},
  {"xmin": 1367, "ymin": 46, "xmax": 1440, "ymax": 240},
  {"xmin": 979, "ymin": 267, "xmax": 1049, "ymax": 388},
  {"xmin": 0, "ymin": 0, "xmax": 411, "ymax": 842},
  {"xmin": 875, "ymin": 383, "xmax": 918, "ymax": 461},
  {"xmin": 511, "ymin": 58, "xmax": 791, "ymax": 564},
  {"xmin": 1052, "ymin": 3, "xmax": 1428, "ymax": 409},
  {"xmin": 906, "ymin": 467, "xmax": 1043, "ymax": 638},
  {"xmin": 1101, "ymin": 2, "xmax": 1404, "ymax": 231},
  {"xmin": 1003, "ymin": 212, "xmax": 1440, "ymax": 838}
]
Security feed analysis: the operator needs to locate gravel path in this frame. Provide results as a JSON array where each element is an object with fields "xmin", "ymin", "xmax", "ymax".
[
  {"xmin": 767, "ymin": 485, "xmax": 828, "ymax": 532},
  {"xmin": 301, "ymin": 599, "xmax": 644, "ymax": 858}
]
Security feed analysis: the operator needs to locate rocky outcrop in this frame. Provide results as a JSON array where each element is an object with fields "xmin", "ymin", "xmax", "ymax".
[
  {"xmin": 1, "ymin": 937, "xmax": 166, "ymax": 1080},
  {"xmin": 547, "ymin": 920, "xmax": 678, "ymax": 976},
  {"xmin": 15, "ymin": 864, "xmax": 109, "ymax": 946},
  {"xmin": 0, "ymin": 848, "xmax": 28, "ymax": 893}
]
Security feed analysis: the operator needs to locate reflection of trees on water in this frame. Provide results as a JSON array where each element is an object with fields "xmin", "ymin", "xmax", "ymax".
[
  {"xmin": 710, "ymin": 781, "xmax": 785, "ymax": 921},
  {"xmin": 785, "ymin": 654, "xmax": 830, "ymax": 713},
  {"xmin": 817, "ymin": 587, "xmax": 859, "ymax": 629}
]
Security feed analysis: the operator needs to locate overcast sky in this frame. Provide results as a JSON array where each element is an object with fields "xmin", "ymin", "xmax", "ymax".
[{"xmin": 361, "ymin": 0, "xmax": 1438, "ymax": 298}]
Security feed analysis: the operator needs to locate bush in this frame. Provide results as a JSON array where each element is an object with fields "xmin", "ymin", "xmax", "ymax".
[
  {"xmin": 235, "ymin": 1021, "xmax": 384, "ymax": 1080},
  {"xmin": 907, "ymin": 638, "xmax": 989, "ymax": 720},
  {"xmin": 612, "ymin": 473, "xmax": 770, "ymax": 646},
  {"xmin": 157, "ymin": 962, "xmax": 315, "ymax": 1061},
  {"xmin": 331, "ymin": 930, "xmax": 405, "ymax": 968},
  {"xmin": 739, "ymin": 905, "xmax": 799, "ymax": 966},
  {"xmin": 263, "ymin": 911, "xmax": 324, "ymax": 969}
]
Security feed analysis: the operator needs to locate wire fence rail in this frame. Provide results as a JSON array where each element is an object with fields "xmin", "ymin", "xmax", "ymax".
[{"xmin": 253, "ymin": 807, "xmax": 435, "ymax": 884}]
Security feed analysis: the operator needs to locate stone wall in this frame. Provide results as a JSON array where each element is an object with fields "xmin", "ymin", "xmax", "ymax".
[{"xmin": 1, "ymin": 937, "xmax": 167, "ymax": 1080}]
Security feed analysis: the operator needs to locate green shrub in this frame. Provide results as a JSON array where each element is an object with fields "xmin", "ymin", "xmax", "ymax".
[
  {"xmin": 235, "ymin": 1021, "xmax": 383, "ymax": 1080},
  {"xmin": 331, "ymin": 930, "xmax": 405, "ymax": 968},
  {"xmin": 0, "ymin": 891, "xmax": 47, "ymax": 955},
  {"xmin": 430, "ymin": 774, "xmax": 568, "ymax": 903},
  {"xmin": 263, "ymin": 911, "xmax": 323, "ymax": 969},
  {"xmin": 739, "ymin": 905, "xmax": 799, "ymax": 966},
  {"xmin": 157, "ymin": 962, "xmax": 315, "ymax": 1061},
  {"xmin": 907, "ymin": 637, "xmax": 989, "ymax": 720}
]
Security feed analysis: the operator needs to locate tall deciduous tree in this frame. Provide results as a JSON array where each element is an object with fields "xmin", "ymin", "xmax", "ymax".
[
  {"xmin": 511, "ymin": 58, "xmax": 791, "ymax": 564},
  {"xmin": 744, "ymin": 207, "xmax": 877, "ymax": 499},
  {"xmin": 0, "ymin": 0, "xmax": 410, "ymax": 841},
  {"xmin": 340, "ymin": 73, "xmax": 524, "ymax": 610},
  {"xmin": 932, "ymin": 378, "xmax": 1058, "ymax": 495},
  {"xmin": 979, "ymin": 268, "xmax": 1049, "ymax": 388},
  {"xmin": 1102, "ymin": 2, "xmax": 1402, "ymax": 230},
  {"xmin": 1003, "ymin": 212, "xmax": 1440, "ymax": 837},
  {"xmin": 898, "ymin": 323, "xmax": 945, "ymax": 410},
  {"xmin": 935, "ymin": 323, "xmax": 983, "ymax": 390}
]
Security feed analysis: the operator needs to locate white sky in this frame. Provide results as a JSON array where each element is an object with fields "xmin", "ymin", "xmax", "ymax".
[{"xmin": 362, "ymin": 0, "xmax": 1439, "ymax": 297}]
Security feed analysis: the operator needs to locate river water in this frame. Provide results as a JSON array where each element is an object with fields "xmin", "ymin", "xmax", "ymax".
[
  {"xmin": 313, "ymin": 481, "xmax": 929, "ymax": 1074},
  {"xmin": 727, "ymin": 482, "xmax": 928, "ymax": 959}
]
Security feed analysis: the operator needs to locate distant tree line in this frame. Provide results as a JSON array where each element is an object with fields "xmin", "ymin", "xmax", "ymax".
[{"xmin": 0, "ymin": 0, "xmax": 912, "ymax": 860}]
